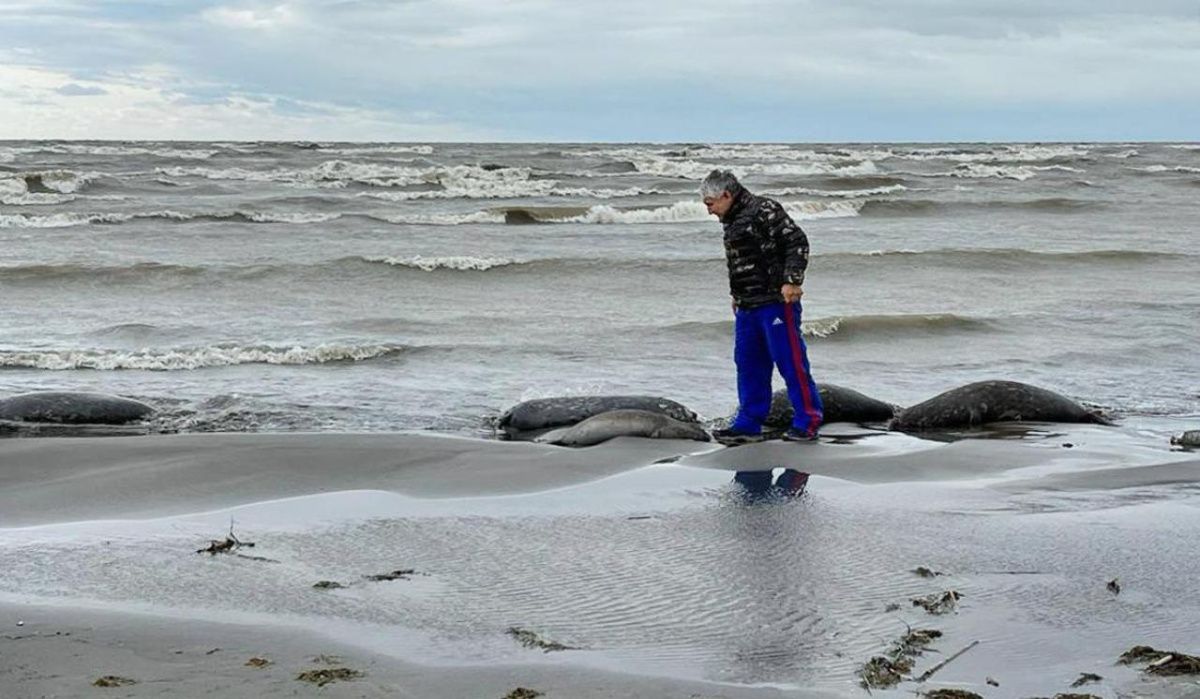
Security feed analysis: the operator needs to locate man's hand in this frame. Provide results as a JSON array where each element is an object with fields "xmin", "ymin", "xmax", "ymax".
[{"xmin": 782, "ymin": 284, "xmax": 804, "ymax": 304}]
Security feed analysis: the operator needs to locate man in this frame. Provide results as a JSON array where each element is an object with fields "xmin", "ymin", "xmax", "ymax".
[{"xmin": 702, "ymin": 169, "xmax": 823, "ymax": 445}]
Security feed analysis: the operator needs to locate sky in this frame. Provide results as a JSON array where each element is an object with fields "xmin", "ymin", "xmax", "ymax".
[{"xmin": 1, "ymin": 0, "xmax": 1198, "ymax": 142}]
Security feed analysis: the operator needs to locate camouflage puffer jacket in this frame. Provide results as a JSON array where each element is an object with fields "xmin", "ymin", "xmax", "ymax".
[{"xmin": 720, "ymin": 187, "xmax": 810, "ymax": 309}]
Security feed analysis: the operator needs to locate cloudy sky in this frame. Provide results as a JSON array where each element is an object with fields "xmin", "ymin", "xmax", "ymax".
[{"xmin": 1, "ymin": 0, "xmax": 1197, "ymax": 141}]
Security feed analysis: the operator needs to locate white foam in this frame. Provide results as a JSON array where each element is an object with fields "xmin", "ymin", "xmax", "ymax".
[
  {"xmin": 0, "ymin": 177, "xmax": 77, "ymax": 205},
  {"xmin": 638, "ymin": 157, "xmax": 880, "ymax": 179},
  {"xmin": 1030, "ymin": 165, "xmax": 1086, "ymax": 173},
  {"xmin": 560, "ymin": 199, "xmax": 863, "ymax": 224},
  {"xmin": 917, "ymin": 164, "xmax": 1037, "ymax": 181},
  {"xmin": 363, "ymin": 255, "xmax": 519, "ymax": 271},
  {"xmin": 1129, "ymin": 165, "xmax": 1200, "ymax": 174},
  {"xmin": 0, "ymin": 212, "xmax": 132, "ymax": 228},
  {"xmin": 322, "ymin": 145, "xmax": 434, "ymax": 155},
  {"xmin": 0, "ymin": 343, "xmax": 405, "ymax": 371},
  {"xmin": 374, "ymin": 210, "xmax": 506, "ymax": 225},
  {"xmin": 1104, "ymin": 149, "xmax": 1139, "ymax": 159},
  {"xmin": 764, "ymin": 184, "xmax": 908, "ymax": 198}
]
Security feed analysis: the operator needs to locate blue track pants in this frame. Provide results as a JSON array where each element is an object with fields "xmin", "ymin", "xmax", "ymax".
[{"xmin": 731, "ymin": 301, "xmax": 823, "ymax": 435}]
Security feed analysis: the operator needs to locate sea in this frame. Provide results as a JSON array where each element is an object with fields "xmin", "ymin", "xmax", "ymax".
[{"xmin": 1, "ymin": 141, "xmax": 1198, "ymax": 437}]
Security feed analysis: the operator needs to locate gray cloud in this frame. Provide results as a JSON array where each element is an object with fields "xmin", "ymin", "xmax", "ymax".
[
  {"xmin": 1, "ymin": 0, "xmax": 1197, "ymax": 139},
  {"xmin": 55, "ymin": 83, "xmax": 107, "ymax": 96}
]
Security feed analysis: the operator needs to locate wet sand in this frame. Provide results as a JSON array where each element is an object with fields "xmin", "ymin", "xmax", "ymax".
[{"xmin": 3, "ymin": 426, "xmax": 1200, "ymax": 698}]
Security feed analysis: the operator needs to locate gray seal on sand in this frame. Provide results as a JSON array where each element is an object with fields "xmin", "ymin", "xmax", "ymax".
[
  {"xmin": 539, "ymin": 409, "xmax": 712, "ymax": 447},
  {"xmin": 499, "ymin": 395, "xmax": 698, "ymax": 441},
  {"xmin": 890, "ymin": 380, "xmax": 1110, "ymax": 431},
  {"xmin": 1171, "ymin": 430, "xmax": 1200, "ymax": 448},
  {"xmin": 0, "ymin": 391, "xmax": 156, "ymax": 425},
  {"xmin": 758, "ymin": 384, "xmax": 898, "ymax": 430}
]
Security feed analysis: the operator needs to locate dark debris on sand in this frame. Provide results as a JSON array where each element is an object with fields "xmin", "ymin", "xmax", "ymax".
[
  {"xmin": 858, "ymin": 628, "xmax": 943, "ymax": 689},
  {"xmin": 1071, "ymin": 672, "xmax": 1102, "ymax": 687},
  {"xmin": 1119, "ymin": 645, "xmax": 1200, "ymax": 675},
  {"xmin": 364, "ymin": 569, "xmax": 416, "ymax": 582},
  {"xmin": 245, "ymin": 657, "xmax": 271, "ymax": 668},
  {"xmin": 92, "ymin": 675, "xmax": 137, "ymax": 688},
  {"xmin": 922, "ymin": 690, "xmax": 982, "ymax": 699},
  {"xmin": 913, "ymin": 566, "xmax": 944, "ymax": 578},
  {"xmin": 195, "ymin": 522, "xmax": 275, "ymax": 561},
  {"xmin": 503, "ymin": 689, "xmax": 544, "ymax": 699},
  {"xmin": 912, "ymin": 590, "xmax": 962, "ymax": 614},
  {"xmin": 313, "ymin": 580, "xmax": 346, "ymax": 589},
  {"xmin": 507, "ymin": 627, "xmax": 575, "ymax": 652},
  {"xmin": 296, "ymin": 667, "xmax": 364, "ymax": 687}
]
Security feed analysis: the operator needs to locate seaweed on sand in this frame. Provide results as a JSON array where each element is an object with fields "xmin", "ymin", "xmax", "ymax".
[
  {"xmin": 912, "ymin": 590, "xmax": 962, "ymax": 615},
  {"xmin": 858, "ymin": 628, "xmax": 943, "ymax": 689},
  {"xmin": 507, "ymin": 627, "xmax": 576, "ymax": 652},
  {"xmin": 1119, "ymin": 646, "xmax": 1200, "ymax": 675},
  {"xmin": 296, "ymin": 667, "xmax": 364, "ymax": 686},
  {"xmin": 922, "ymin": 690, "xmax": 982, "ymax": 699},
  {"xmin": 93, "ymin": 675, "xmax": 137, "ymax": 687},
  {"xmin": 503, "ymin": 689, "xmax": 543, "ymax": 699}
]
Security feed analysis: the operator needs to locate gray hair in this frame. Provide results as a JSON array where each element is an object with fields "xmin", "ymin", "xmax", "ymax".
[{"xmin": 700, "ymin": 169, "xmax": 742, "ymax": 198}]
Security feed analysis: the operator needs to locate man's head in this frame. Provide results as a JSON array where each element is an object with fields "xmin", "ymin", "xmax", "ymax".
[{"xmin": 700, "ymin": 169, "xmax": 742, "ymax": 219}]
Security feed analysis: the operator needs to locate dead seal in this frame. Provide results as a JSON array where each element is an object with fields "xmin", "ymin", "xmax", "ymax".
[
  {"xmin": 498, "ymin": 395, "xmax": 698, "ymax": 441},
  {"xmin": 1172, "ymin": 430, "xmax": 1200, "ymax": 448},
  {"xmin": 759, "ymin": 384, "xmax": 898, "ymax": 429},
  {"xmin": 890, "ymin": 380, "xmax": 1110, "ymax": 431},
  {"xmin": 0, "ymin": 391, "xmax": 156, "ymax": 425},
  {"xmin": 540, "ymin": 409, "xmax": 711, "ymax": 447}
]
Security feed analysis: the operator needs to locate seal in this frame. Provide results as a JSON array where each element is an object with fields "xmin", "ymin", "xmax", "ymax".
[
  {"xmin": 0, "ymin": 391, "xmax": 156, "ymax": 425},
  {"xmin": 498, "ymin": 395, "xmax": 698, "ymax": 441},
  {"xmin": 758, "ymin": 384, "xmax": 898, "ymax": 430},
  {"xmin": 1171, "ymin": 430, "xmax": 1200, "ymax": 448},
  {"xmin": 539, "ymin": 409, "xmax": 712, "ymax": 447},
  {"xmin": 890, "ymin": 380, "xmax": 1110, "ymax": 431}
]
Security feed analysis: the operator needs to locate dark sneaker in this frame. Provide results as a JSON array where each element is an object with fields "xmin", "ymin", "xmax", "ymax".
[
  {"xmin": 712, "ymin": 427, "xmax": 765, "ymax": 445},
  {"xmin": 781, "ymin": 427, "xmax": 819, "ymax": 442}
]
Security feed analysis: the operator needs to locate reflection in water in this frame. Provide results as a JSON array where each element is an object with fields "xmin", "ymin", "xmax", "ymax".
[{"xmin": 733, "ymin": 468, "xmax": 809, "ymax": 498}]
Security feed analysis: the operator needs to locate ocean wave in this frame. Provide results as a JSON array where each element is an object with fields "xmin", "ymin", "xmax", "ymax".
[
  {"xmin": 0, "ymin": 261, "xmax": 254, "ymax": 284},
  {"xmin": 913, "ymin": 164, "xmax": 1038, "ymax": 181},
  {"xmin": 1166, "ymin": 144, "xmax": 1200, "ymax": 150},
  {"xmin": 660, "ymin": 312, "xmax": 994, "ymax": 342},
  {"xmin": 485, "ymin": 199, "xmax": 864, "ymax": 225},
  {"xmin": 762, "ymin": 184, "xmax": 908, "ymax": 198},
  {"xmin": 154, "ymin": 161, "xmax": 551, "ymax": 191},
  {"xmin": 358, "ymin": 184, "xmax": 668, "ymax": 201},
  {"xmin": 627, "ymin": 156, "xmax": 880, "ymax": 180},
  {"xmin": 860, "ymin": 197, "xmax": 1099, "ymax": 216},
  {"xmin": 320, "ymin": 144, "xmax": 434, "ymax": 155},
  {"xmin": 1, "ymin": 169, "xmax": 98, "ymax": 195},
  {"xmin": 1128, "ymin": 165, "xmax": 1200, "ymax": 174},
  {"xmin": 360, "ymin": 255, "xmax": 519, "ymax": 271},
  {"xmin": 0, "ymin": 175, "xmax": 77, "ymax": 205},
  {"xmin": 0, "ymin": 212, "xmax": 133, "ymax": 228},
  {"xmin": 0, "ymin": 343, "xmax": 408, "ymax": 371},
  {"xmin": 1104, "ymin": 149, "xmax": 1139, "ymax": 159},
  {"xmin": 0, "ymin": 210, "xmax": 342, "ymax": 228},
  {"xmin": 819, "ymin": 247, "xmax": 1185, "ymax": 267},
  {"xmin": 0, "ymin": 144, "xmax": 217, "ymax": 159}
]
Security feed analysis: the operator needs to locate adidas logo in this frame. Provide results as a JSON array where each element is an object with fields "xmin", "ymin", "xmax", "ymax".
[{"xmin": 772, "ymin": 317, "xmax": 783, "ymax": 326}]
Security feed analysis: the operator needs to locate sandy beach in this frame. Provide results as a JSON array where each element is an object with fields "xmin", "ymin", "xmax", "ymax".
[{"xmin": 3, "ymin": 426, "xmax": 1200, "ymax": 698}]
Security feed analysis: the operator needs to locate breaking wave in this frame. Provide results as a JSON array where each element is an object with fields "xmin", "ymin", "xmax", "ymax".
[
  {"xmin": 1128, "ymin": 165, "xmax": 1200, "ymax": 174},
  {"xmin": 860, "ymin": 197, "xmax": 1100, "ymax": 216},
  {"xmin": 0, "ymin": 210, "xmax": 341, "ymax": 228},
  {"xmin": 660, "ymin": 313, "xmax": 995, "ymax": 342},
  {"xmin": 0, "ymin": 343, "xmax": 409, "ymax": 371},
  {"xmin": 762, "ymin": 184, "xmax": 909, "ymax": 198},
  {"xmin": 361, "ymin": 256, "xmax": 520, "ymax": 272}
]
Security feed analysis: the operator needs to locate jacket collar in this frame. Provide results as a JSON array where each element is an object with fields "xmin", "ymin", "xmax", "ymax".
[{"xmin": 720, "ymin": 186, "xmax": 753, "ymax": 224}]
